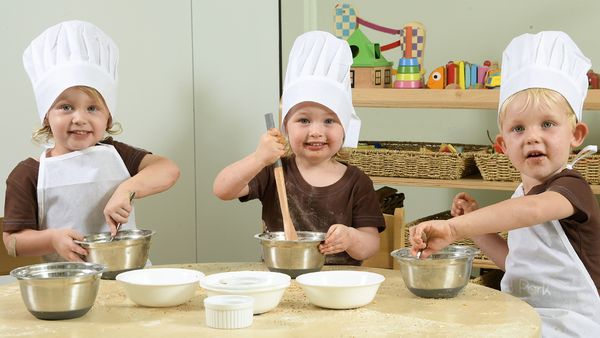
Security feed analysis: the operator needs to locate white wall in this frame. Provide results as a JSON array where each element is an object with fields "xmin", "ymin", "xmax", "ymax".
[
  {"xmin": 0, "ymin": 0, "xmax": 279, "ymax": 264},
  {"xmin": 281, "ymin": 0, "xmax": 600, "ymax": 223}
]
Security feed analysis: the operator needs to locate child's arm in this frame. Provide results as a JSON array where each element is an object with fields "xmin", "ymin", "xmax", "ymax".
[
  {"xmin": 319, "ymin": 225, "xmax": 380, "ymax": 261},
  {"xmin": 411, "ymin": 191, "xmax": 574, "ymax": 259},
  {"xmin": 104, "ymin": 154, "xmax": 180, "ymax": 233},
  {"xmin": 213, "ymin": 129, "xmax": 285, "ymax": 200},
  {"xmin": 451, "ymin": 192, "xmax": 509, "ymax": 270},
  {"xmin": 2, "ymin": 228, "xmax": 88, "ymax": 261}
]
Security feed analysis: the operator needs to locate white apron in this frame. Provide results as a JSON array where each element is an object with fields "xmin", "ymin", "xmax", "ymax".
[
  {"xmin": 501, "ymin": 152, "xmax": 600, "ymax": 337},
  {"xmin": 37, "ymin": 144, "xmax": 136, "ymax": 262}
]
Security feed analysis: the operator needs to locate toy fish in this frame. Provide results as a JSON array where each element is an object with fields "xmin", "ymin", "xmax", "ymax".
[{"xmin": 427, "ymin": 65, "xmax": 445, "ymax": 89}]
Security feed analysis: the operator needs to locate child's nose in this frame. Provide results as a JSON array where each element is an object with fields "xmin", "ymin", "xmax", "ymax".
[
  {"xmin": 308, "ymin": 123, "xmax": 324, "ymax": 136},
  {"xmin": 525, "ymin": 128, "xmax": 541, "ymax": 144},
  {"xmin": 71, "ymin": 110, "xmax": 87, "ymax": 124}
]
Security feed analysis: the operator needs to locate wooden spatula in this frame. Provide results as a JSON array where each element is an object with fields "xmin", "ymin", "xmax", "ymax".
[{"xmin": 264, "ymin": 113, "xmax": 298, "ymax": 240}]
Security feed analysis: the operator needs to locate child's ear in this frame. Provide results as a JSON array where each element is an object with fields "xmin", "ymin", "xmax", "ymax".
[
  {"xmin": 572, "ymin": 122, "xmax": 589, "ymax": 147},
  {"xmin": 495, "ymin": 134, "xmax": 507, "ymax": 153}
]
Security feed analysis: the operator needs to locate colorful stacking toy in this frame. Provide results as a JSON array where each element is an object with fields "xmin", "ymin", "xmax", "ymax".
[{"xmin": 394, "ymin": 57, "xmax": 422, "ymax": 89}]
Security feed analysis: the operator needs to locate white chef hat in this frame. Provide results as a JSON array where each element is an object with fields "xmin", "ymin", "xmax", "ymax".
[
  {"xmin": 23, "ymin": 20, "xmax": 119, "ymax": 123},
  {"xmin": 281, "ymin": 30, "xmax": 361, "ymax": 148},
  {"xmin": 499, "ymin": 31, "xmax": 591, "ymax": 121}
]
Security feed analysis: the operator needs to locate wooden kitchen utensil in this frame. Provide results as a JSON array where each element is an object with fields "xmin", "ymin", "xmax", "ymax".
[{"xmin": 264, "ymin": 113, "xmax": 298, "ymax": 240}]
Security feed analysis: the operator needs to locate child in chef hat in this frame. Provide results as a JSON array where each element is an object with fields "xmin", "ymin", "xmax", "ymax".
[
  {"xmin": 2, "ymin": 20, "xmax": 179, "ymax": 262},
  {"xmin": 409, "ymin": 31, "xmax": 600, "ymax": 335},
  {"xmin": 214, "ymin": 31, "xmax": 385, "ymax": 265}
]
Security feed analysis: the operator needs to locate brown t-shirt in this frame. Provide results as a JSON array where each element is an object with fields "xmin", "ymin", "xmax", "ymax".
[
  {"xmin": 528, "ymin": 169, "xmax": 600, "ymax": 293},
  {"xmin": 3, "ymin": 138, "xmax": 149, "ymax": 232},
  {"xmin": 241, "ymin": 156, "xmax": 386, "ymax": 266}
]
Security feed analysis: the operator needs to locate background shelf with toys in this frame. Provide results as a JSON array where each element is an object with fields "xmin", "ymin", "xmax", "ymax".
[
  {"xmin": 333, "ymin": 2, "xmax": 600, "ymax": 195},
  {"xmin": 352, "ymin": 88, "xmax": 600, "ymax": 194}
]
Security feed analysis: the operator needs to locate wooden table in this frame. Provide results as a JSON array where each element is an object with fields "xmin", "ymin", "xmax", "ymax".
[{"xmin": 0, "ymin": 262, "xmax": 540, "ymax": 337}]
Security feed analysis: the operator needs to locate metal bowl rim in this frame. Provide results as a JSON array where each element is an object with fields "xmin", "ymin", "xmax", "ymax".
[
  {"xmin": 74, "ymin": 229, "xmax": 156, "ymax": 246},
  {"xmin": 10, "ymin": 262, "xmax": 105, "ymax": 280},
  {"xmin": 390, "ymin": 245, "xmax": 480, "ymax": 261},
  {"xmin": 254, "ymin": 231, "xmax": 326, "ymax": 243}
]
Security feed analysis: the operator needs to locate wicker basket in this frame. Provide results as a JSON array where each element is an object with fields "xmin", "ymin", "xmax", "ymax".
[
  {"xmin": 340, "ymin": 141, "xmax": 488, "ymax": 180},
  {"xmin": 403, "ymin": 210, "xmax": 507, "ymax": 269},
  {"xmin": 475, "ymin": 152, "xmax": 600, "ymax": 184}
]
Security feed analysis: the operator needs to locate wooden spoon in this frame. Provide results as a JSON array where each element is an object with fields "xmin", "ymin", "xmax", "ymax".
[{"xmin": 264, "ymin": 113, "xmax": 298, "ymax": 240}]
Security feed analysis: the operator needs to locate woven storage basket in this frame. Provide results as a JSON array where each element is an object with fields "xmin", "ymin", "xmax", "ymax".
[
  {"xmin": 403, "ymin": 210, "xmax": 507, "ymax": 269},
  {"xmin": 475, "ymin": 152, "xmax": 600, "ymax": 184},
  {"xmin": 340, "ymin": 141, "xmax": 488, "ymax": 180}
]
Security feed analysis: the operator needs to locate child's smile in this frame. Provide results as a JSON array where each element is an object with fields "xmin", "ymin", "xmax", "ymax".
[{"xmin": 304, "ymin": 141, "xmax": 328, "ymax": 151}]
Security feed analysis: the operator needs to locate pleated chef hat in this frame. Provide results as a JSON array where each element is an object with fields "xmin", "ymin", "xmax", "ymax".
[
  {"xmin": 23, "ymin": 20, "xmax": 119, "ymax": 122},
  {"xmin": 499, "ymin": 31, "xmax": 591, "ymax": 121},
  {"xmin": 281, "ymin": 31, "xmax": 361, "ymax": 148}
]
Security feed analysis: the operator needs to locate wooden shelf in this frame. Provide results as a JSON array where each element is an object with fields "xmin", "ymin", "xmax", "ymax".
[
  {"xmin": 353, "ymin": 88, "xmax": 600, "ymax": 110},
  {"xmin": 370, "ymin": 175, "xmax": 600, "ymax": 194}
]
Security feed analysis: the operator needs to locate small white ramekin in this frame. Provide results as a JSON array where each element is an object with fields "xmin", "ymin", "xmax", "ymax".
[{"xmin": 204, "ymin": 295, "xmax": 253, "ymax": 329}]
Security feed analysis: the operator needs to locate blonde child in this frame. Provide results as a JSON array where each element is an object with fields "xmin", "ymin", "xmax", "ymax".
[
  {"xmin": 409, "ymin": 31, "xmax": 600, "ymax": 336},
  {"xmin": 214, "ymin": 31, "xmax": 384, "ymax": 265},
  {"xmin": 2, "ymin": 20, "xmax": 180, "ymax": 263}
]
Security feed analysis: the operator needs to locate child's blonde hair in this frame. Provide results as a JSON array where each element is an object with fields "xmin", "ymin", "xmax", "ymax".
[
  {"xmin": 32, "ymin": 86, "xmax": 122, "ymax": 145},
  {"xmin": 498, "ymin": 88, "xmax": 577, "ymax": 130}
]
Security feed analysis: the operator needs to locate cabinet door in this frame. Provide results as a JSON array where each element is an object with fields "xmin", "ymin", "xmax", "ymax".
[{"xmin": 193, "ymin": 1, "xmax": 280, "ymax": 262}]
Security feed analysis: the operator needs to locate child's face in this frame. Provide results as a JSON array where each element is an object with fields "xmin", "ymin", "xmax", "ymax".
[
  {"xmin": 497, "ymin": 92, "xmax": 585, "ymax": 186},
  {"xmin": 46, "ymin": 87, "xmax": 110, "ymax": 156},
  {"xmin": 284, "ymin": 102, "xmax": 344, "ymax": 164}
]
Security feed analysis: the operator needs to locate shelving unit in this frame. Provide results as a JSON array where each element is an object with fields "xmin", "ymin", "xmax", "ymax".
[{"xmin": 353, "ymin": 89, "xmax": 600, "ymax": 193}]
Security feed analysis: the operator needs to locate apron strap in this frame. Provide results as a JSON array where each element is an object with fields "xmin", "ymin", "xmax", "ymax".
[{"xmin": 566, "ymin": 145, "xmax": 598, "ymax": 170}]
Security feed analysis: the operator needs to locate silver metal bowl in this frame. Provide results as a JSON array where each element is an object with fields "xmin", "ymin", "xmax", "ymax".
[
  {"xmin": 390, "ymin": 245, "xmax": 479, "ymax": 298},
  {"xmin": 75, "ymin": 229, "xmax": 155, "ymax": 279},
  {"xmin": 10, "ymin": 262, "xmax": 104, "ymax": 320},
  {"xmin": 255, "ymin": 231, "xmax": 326, "ymax": 278}
]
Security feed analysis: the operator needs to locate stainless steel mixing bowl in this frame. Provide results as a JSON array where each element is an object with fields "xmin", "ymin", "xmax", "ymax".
[
  {"xmin": 390, "ymin": 245, "xmax": 479, "ymax": 298},
  {"xmin": 10, "ymin": 262, "xmax": 104, "ymax": 320},
  {"xmin": 255, "ymin": 231, "xmax": 326, "ymax": 278},
  {"xmin": 76, "ymin": 229, "xmax": 155, "ymax": 279}
]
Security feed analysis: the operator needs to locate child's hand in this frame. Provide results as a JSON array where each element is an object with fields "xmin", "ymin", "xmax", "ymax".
[
  {"xmin": 254, "ymin": 129, "xmax": 285, "ymax": 167},
  {"xmin": 50, "ymin": 228, "xmax": 87, "ymax": 262},
  {"xmin": 319, "ymin": 224, "xmax": 354, "ymax": 255},
  {"xmin": 409, "ymin": 220, "xmax": 455, "ymax": 258},
  {"xmin": 451, "ymin": 192, "xmax": 479, "ymax": 216},
  {"xmin": 104, "ymin": 190, "xmax": 135, "ymax": 235}
]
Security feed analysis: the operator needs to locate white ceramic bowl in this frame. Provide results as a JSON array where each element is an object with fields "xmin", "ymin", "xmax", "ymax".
[
  {"xmin": 116, "ymin": 268, "xmax": 204, "ymax": 307},
  {"xmin": 296, "ymin": 270, "xmax": 385, "ymax": 309},
  {"xmin": 204, "ymin": 295, "xmax": 253, "ymax": 329},
  {"xmin": 199, "ymin": 271, "xmax": 290, "ymax": 314}
]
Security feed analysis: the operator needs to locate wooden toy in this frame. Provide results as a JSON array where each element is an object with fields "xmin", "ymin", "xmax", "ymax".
[
  {"xmin": 393, "ymin": 57, "xmax": 422, "ymax": 89},
  {"xmin": 426, "ymin": 65, "xmax": 445, "ymax": 89},
  {"xmin": 446, "ymin": 62, "xmax": 459, "ymax": 88},
  {"xmin": 426, "ymin": 60, "xmax": 499, "ymax": 89},
  {"xmin": 588, "ymin": 70, "xmax": 599, "ymax": 89},
  {"xmin": 469, "ymin": 64, "xmax": 478, "ymax": 89},
  {"xmin": 458, "ymin": 61, "xmax": 466, "ymax": 90},
  {"xmin": 334, "ymin": 3, "xmax": 426, "ymax": 80},
  {"xmin": 334, "ymin": 3, "xmax": 358, "ymax": 39},
  {"xmin": 347, "ymin": 28, "xmax": 393, "ymax": 88},
  {"xmin": 484, "ymin": 62, "xmax": 501, "ymax": 88}
]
